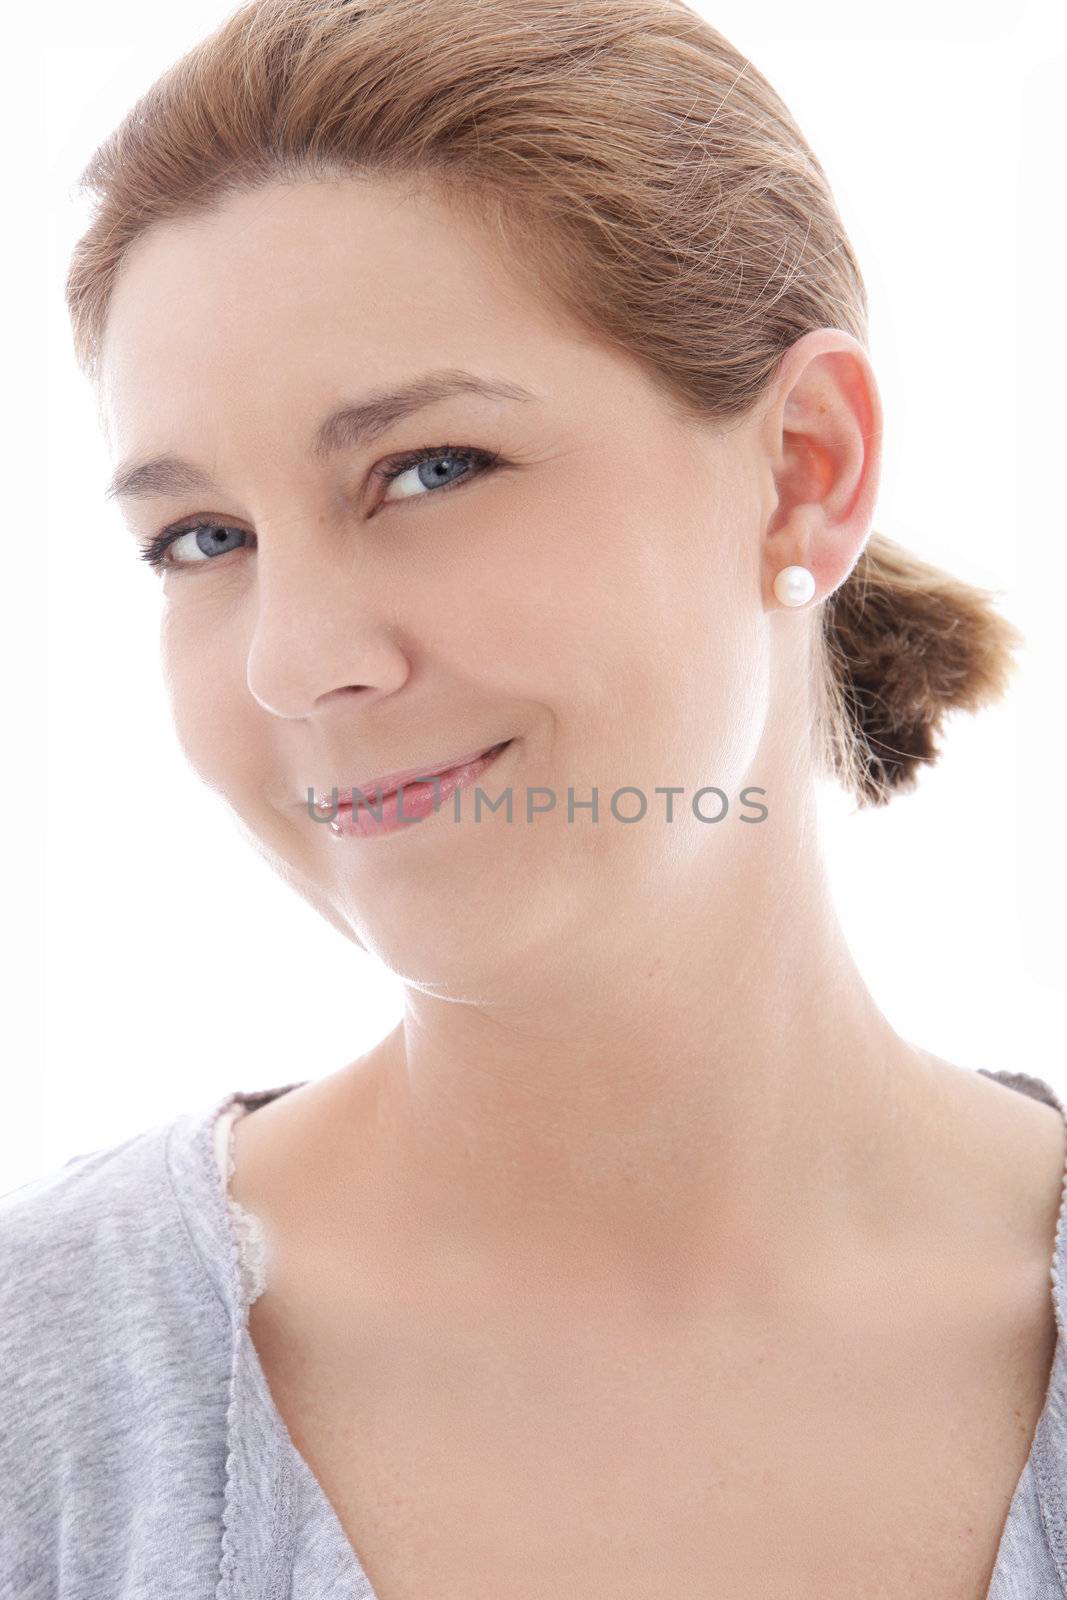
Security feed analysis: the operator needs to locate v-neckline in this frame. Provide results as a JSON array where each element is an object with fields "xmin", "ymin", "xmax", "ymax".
[{"xmin": 190, "ymin": 1067, "xmax": 1067, "ymax": 1598}]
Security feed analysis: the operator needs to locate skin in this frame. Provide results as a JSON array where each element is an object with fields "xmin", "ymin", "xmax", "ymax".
[{"xmin": 98, "ymin": 175, "xmax": 1064, "ymax": 1336}]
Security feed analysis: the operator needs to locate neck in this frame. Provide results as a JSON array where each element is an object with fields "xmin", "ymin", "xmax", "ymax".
[{"xmin": 332, "ymin": 787, "xmax": 937, "ymax": 1311}]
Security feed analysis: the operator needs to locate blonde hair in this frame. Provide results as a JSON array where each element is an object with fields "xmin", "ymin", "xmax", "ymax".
[{"xmin": 65, "ymin": 0, "xmax": 1022, "ymax": 806}]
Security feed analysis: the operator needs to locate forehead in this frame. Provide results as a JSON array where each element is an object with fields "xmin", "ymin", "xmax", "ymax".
[{"xmin": 99, "ymin": 177, "xmax": 568, "ymax": 438}]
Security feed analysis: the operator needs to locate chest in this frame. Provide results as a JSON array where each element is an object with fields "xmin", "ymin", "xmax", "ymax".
[{"xmin": 246, "ymin": 1285, "xmax": 1048, "ymax": 1600}]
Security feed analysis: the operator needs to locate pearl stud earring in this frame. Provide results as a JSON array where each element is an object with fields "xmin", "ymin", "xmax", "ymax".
[{"xmin": 773, "ymin": 565, "xmax": 816, "ymax": 608}]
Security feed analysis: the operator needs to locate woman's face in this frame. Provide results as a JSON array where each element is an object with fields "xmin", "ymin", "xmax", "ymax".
[{"xmin": 99, "ymin": 176, "xmax": 779, "ymax": 990}]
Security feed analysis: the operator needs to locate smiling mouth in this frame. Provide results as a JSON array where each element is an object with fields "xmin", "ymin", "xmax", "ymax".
[
  {"xmin": 352, "ymin": 740, "xmax": 513, "ymax": 803},
  {"xmin": 398, "ymin": 741, "xmax": 507, "ymax": 794},
  {"xmin": 320, "ymin": 739, "xmax": 515, "ymax": 838},
  {"xmin": 304, "ymin": 740, "xmax": 511, "ymax": 812}
]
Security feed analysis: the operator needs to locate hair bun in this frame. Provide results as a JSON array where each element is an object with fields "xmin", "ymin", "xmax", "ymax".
[{"xmin": 817, "ymin": 532, "xmax": 1024, "ymax": 807}]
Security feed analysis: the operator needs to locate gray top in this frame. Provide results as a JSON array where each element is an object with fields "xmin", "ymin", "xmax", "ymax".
[{"xmin": 1, "ymin": 1066, "xmax": 1065, "ymax": 1598}]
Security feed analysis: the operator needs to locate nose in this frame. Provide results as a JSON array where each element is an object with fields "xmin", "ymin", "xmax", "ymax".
[{"xmin": 243, "ymin": 524, "xmax": 411, "ymax": 718}]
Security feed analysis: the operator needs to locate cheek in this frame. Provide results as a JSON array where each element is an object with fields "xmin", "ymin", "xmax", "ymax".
[
  {"xmin": 491, "ymin": 550, "xmax": 764, "ymax": 800},
  {"xmin": 159, "ymin": 600, "xmax": 254, "ymax": 787},
  {"xmin": 678, "ymin": 626, "xmax": 771, "ymax": 785},
  {"xmin": 531, "ymin": 493, "xmax": 759, "ymax": 739},
  {"xmin": 589, "ymin": 571, "xmax": 768, "ymax": 794}
]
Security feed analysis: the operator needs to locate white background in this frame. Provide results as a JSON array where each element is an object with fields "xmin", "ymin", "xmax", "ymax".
[{"xmin": 3, "ymin": 0, "xmax": 1064, "ymax": 1194}]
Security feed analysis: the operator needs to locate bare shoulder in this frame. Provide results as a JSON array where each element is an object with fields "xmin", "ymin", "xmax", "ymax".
[
  {"xmin": 916, "ymin": 1052, "xmax": 1066, "ymax": 1278},
  {"xmin": 227, "ymin": 1061, "xmax": 385, "ymax": 1246},
  {"xmin": 230, "ymin": 1050, "xmax": 1067, "ymax": 1303}
]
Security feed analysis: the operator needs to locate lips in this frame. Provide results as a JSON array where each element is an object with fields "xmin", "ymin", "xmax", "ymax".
[{"xmin": 320, "ymin": 741, "xmax": 512, "ymax": 807}]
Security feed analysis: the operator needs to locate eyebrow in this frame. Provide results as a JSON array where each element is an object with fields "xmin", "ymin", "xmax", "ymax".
[{"xmin": 104, "ymin": 369, "xmax": 537, "ymax": 503}]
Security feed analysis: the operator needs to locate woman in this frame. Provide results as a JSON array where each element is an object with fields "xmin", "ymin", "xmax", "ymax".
[{"xmin": 4, "ymin": 0, "xmax": 1063, "ymax": 1595}]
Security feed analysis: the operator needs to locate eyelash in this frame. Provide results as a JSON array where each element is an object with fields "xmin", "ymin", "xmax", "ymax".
[{"xmin": 136, "ymin": 442, "xmax": 502, "ymax": 573}]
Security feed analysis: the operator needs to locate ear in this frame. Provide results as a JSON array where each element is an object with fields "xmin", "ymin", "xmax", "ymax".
[{"xmin": 757, "ymin": 327, "xmax": 883, "ymax": 610}]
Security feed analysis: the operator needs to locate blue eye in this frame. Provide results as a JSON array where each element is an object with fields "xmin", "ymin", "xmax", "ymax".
[
  {"xmin": 376, "ymin": 443, "xmax": 498, "ymax": 501},
  {"xmin": 138, "ymin": 521, "xmax": 247, "ymax": 572},
  {"xmin": 136, "ymin": 442, "xmax": 501, "ymax": 574}
]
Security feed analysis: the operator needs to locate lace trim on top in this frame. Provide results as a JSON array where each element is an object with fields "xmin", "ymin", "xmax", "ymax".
[{"xmin": 212, "ymin": 1104, "xmax": 271, "ymax": 1308}]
